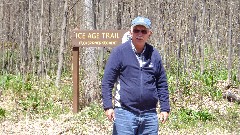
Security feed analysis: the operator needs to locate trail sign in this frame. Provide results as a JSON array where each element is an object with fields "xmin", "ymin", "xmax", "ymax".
[
  {"xmin": 71, "ymin": 28, "xmax": 128, "ymax": 113},
  {"xmin": 72, "ymin": 28, "xmax": 127, "ymax": 47}
]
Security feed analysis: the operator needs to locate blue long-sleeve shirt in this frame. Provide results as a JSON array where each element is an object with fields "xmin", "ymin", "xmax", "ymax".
[{"xmin": 101, "ymin": 40, "xmax": 170, "ymax": 113}]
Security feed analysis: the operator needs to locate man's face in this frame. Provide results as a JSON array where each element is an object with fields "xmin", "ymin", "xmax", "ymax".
[{"xmin": 130, "ymin": 25, "xmax": 151, "ymax": 46}]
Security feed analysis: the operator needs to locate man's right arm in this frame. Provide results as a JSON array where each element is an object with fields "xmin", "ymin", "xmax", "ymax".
[
  {"xmin": 105, "ymin": 108, "xmax": 115, "ymax": 122},
  {"xmin": 101, "ymin": 48, "xmax": 121, "ymax": 110}
]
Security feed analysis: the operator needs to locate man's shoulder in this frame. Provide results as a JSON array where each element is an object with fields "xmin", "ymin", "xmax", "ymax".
[
  {"xmin": 114, "ymin": 40, "xmax": 131, "ymax": 51},
  {"xmin": 145, "ymin": 43, "xmax": 161, "ymax": 59},
  {"xmin": 145, "ymin": 43, "xmax": 159, "ymax": 53}
]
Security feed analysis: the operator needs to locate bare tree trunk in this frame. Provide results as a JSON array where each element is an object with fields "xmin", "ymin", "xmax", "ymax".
[
  {"xmin": 28, "ymin": 0, "xmax": 33, "ymax": 74},
  {"xmin": 117, "ymin": 0, "xmax": 123, "ymax": 30},
  {"xmin": 38, "ymin": 0, "xmax": 44, "ymax": 76},
  {"xmin": 81, "ymin": 0, "xmax": 99, "ymax": 106},
  {"xmin": 13, "ymin": 1, "xmax": 20, "ymax": 74},
  {"xmin": 237, "ymin": 3, "xmax": 240, "ymax": 83},
  {"xmin": 183, "ymin": 33, "xmax": 189, "ymax": 75},
  {"xmin": 177, "ymin": 38, "xmax": 182, "ymax": 87},
  {"xmin": 50, "ymin": 1, "xmax": 57, "ymax": 75},
  {"xmin": 98, "ymin": 0, "xmax": 106, "ymax": 70},
  {"xmin": 131, "ymin": 0, "xmax": 137, "ymax": 17},
  {"xmin": 200, "ymin": 0, "xmax": 206, "ymax": 74},
  {"xmin": 20, "ymin": 5, "xmax": 25, "ymax": 74},
  {"xmin": 238, "ymin": 41, "xmax": 240, "ymax": 82},
  {"xmin": 45, "ymin": 1, "xmax": 51, "ymax": 76},
  {"xmin": 192, "ymin": 0, "xmax": 198, "ymax": 70},
  {"xmin": 21, "ymin": 1, "xmax": 29, "ymax": 77},
  {"xmin": 56, "ymin": 0, "xmax": 68, "ymax": 87},
  {"xmin": 0, "ymin": 0, "xmax": 3, "ymax": 73},
  {"xmin": 227, "ymin": 2, "xmax": 233, "ymax": 84},
  {"xmin": 6, "ymin": 2, "xmax": 13, "ymax": 73}
]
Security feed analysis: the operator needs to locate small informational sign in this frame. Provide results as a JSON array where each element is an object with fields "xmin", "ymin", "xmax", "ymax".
[
  {"xmin": 71, "ymin": 28, "xmax": 128, "ymax": 113},
  {"xmin": 72, "ymin": 28, "xmax": 128, "ymax": 47}
]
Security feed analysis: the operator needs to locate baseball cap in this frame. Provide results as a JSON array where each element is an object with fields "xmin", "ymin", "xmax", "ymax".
[{"xmin": 131, "ymin": 16, "xmax": 151, "ymax": 29}]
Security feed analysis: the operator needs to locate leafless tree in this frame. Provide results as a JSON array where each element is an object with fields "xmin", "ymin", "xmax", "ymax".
[
  {"xmin": 37, "ymin": 0, "xmax": 44, "ymax": 77},
  {"xmin": 56, "ymin": 0, "xmax": 68, "ymax": 87},
  {"xmin": 80, "ymin": 0, "xmax": 99, "ymax": 106},
  {"xmin": 227, "ymin": 1, "xmax": 233, "ymax": 83},
  {"xmin": 200, "ymin": 0, "xmax": 206, "ymax": 75}
]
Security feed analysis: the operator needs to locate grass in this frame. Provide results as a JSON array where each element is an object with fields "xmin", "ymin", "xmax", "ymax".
[
  {"xmin": 0, "ymin": 67, "xmax": 239, "ymax": 134},
  {"xmin": 0, "ymin": 74, "xmax": 72, "ymax": 119}
]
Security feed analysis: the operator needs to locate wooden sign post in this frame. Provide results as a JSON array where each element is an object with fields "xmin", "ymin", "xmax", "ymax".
[{"xmin": 71, "ymin": 28, "xmax": 127, "ymax": 113}]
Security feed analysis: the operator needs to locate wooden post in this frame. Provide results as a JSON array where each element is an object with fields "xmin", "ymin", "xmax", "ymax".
[{"xmin": 72, "ymin": 47, "xmax": 79, "ymax": 113}]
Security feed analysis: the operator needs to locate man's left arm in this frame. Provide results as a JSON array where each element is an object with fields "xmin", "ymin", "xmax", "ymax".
[{"xmin": 156, "ymin": 58, "xmax": 170, "ymax": 123}]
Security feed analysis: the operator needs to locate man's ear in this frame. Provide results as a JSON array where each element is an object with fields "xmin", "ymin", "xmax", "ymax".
[
  {"xmin": 149, "ymin": 31, "xmax": 153, "ymax": 37},
  {"xmin": 129, "ymin": 30, "xmax": 133, "ymax": 37}
]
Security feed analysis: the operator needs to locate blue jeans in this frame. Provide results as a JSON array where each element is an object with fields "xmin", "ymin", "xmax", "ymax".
[{"xmin": 113, "ymin": 107, "xmax": 158, "ymax": 135}]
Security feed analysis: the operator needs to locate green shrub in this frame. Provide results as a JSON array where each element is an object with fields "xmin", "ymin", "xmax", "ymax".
[
  {"xmin": 0, "ymin": 74, "xmax": 13, "ymax": 90},
  {"xmin": 87, "ymin": 103, "xmax": 105, "ymax": 122},
  {"xmin": 0, "ymin": 108, "xmax": 6, "ymax": 119},
  {"xmin": 178, "ymin": 108, "xmax": 215, "ymax": 123},
  {"xmin": 209, "ymin": 87, "xmax": 223, "ymax": 100},
  {"xmin": 79, "ymin": 103, "xmax": 106, "ymax": 124},
  {"xmin": 18, "ymin": 93, "xmax": 40, "ymax": 112}
]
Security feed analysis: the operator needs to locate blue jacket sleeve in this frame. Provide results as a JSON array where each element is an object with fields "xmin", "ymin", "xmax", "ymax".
[
  {"xmin": 101, "ymin": 48, "xmax": 121, "ymax": 110},
  {"xmin": 156, "ymin": 56, "xmax": 170, "ymax": 112}
]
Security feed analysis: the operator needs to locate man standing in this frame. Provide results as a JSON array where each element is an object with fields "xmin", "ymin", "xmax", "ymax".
[{"xmin": 102, "ymin": 16, "xmax": 170, "ymax": 135}]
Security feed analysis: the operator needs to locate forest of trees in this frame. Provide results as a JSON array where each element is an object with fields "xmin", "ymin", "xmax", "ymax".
[{"xmin": 0, "ymin": 0, "xmax": 239, "ymax": 106}]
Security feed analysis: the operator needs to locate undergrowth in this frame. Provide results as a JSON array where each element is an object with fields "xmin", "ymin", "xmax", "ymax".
[
  {"xmin": 0, "ymin": 74, "xmax": 72, "ymax": 119},
  {"xmin": 0, "ymin": 66, "xmax": 239, "ymax": 134}
]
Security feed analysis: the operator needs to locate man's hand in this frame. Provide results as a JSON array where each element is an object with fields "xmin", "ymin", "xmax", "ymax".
[
  {"xmin": 159, "ymin": 112, "xmax": 169, "ymax": 124},
  {"xmin": 105, "ymin": 108, "xmax": 115, "ymax": 122}
]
